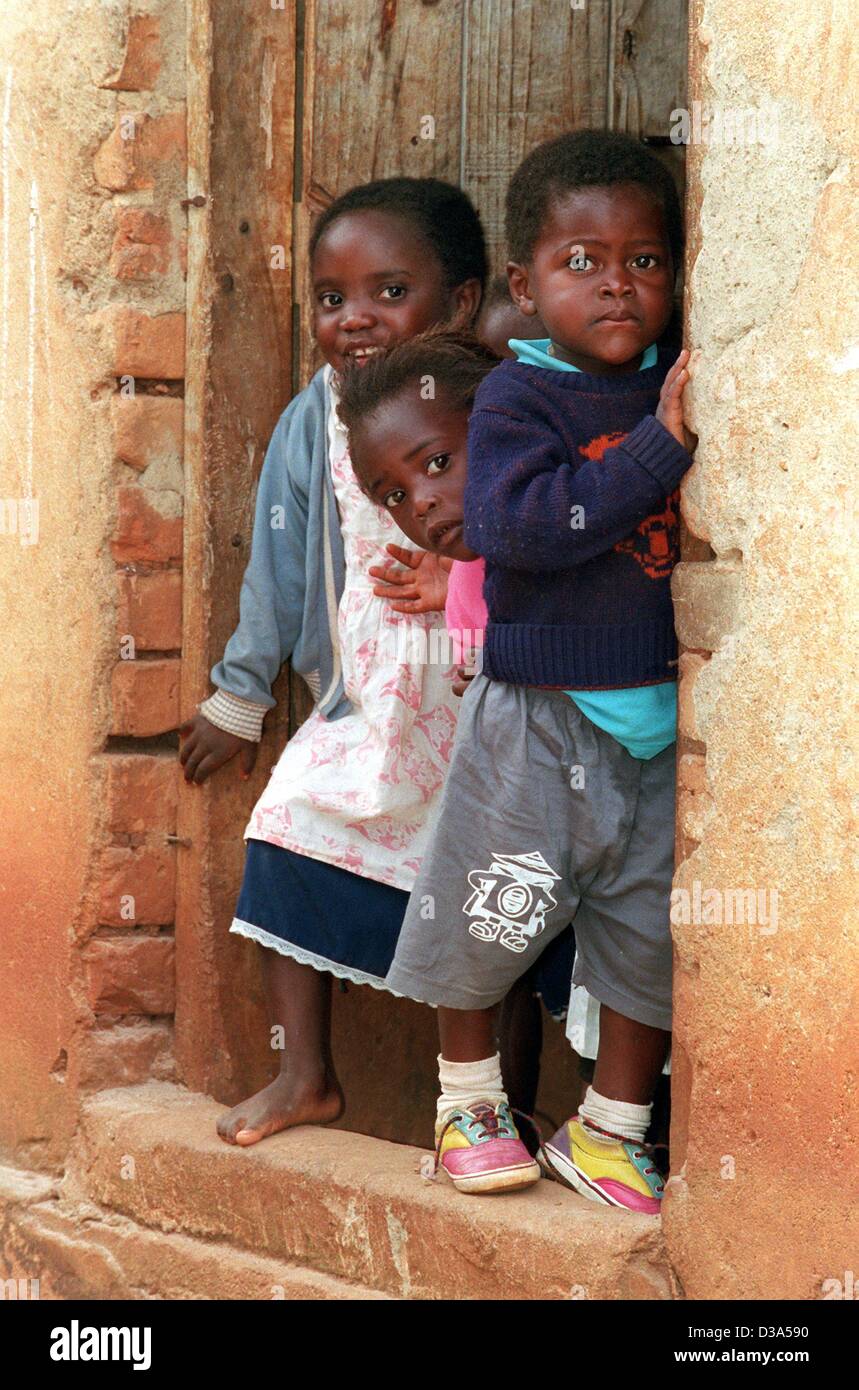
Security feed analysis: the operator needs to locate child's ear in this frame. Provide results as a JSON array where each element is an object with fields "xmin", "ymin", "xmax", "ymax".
[
  {"xmin": 507, "ymin": 262, "xmax": 537, "ymax": 317},
  {"xmin": 449, "ymin": 277, "xmax": 483, "ymax": 328}
]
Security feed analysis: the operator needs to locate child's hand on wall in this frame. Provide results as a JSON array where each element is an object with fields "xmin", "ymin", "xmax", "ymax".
[
  {"xmin": 655, "ymin": 349, "xmax": 698, "ymax": 453},
  {"xmin": 178, "ymin": 714, "xmax": 258, "ymax": 785},
  {"xmin": 369, "ymin": 542, "xmax": 452, "ymax": 614}
]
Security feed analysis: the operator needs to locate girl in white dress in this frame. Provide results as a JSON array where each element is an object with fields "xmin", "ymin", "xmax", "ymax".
[{"xmin": 179, "ymin": 179, "xmax": 487, "ymax": 1144}]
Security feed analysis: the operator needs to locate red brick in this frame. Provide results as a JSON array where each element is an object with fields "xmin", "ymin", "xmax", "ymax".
[
  {"xmin": 97, "ymin": 845, "xmax": 176, "ymax": 926},
  {"xmin": 77, "ymin": 1020, "xmax": 175, "ymax": 1090},
  {"xmin": 116, "ymin": 570, "xmax": 182, "ymax": 650},
  {"xmin": 93, "ymin": 111, "xmax": 186, "ymax": 192},
  {"xmin": 100, "ymin": 15, "xmax": 162, "ymax": 92},
  {"xmin": 110, "ymin": 208, "xmax": 171, "ymax": 280},
  {"xmin": 110, "ymin": 659, "xmax": 181, "ymax": 738},
  {"xmin": 677, "ymin": 652, "xmax": 708, "ymax": 743},
  {"xmin": 136, "ymin": 110, "xmax": 186, "ymax": 172},
  {"xmin": 83, "ymin": 936, "xmax": 175, "ymax": 1017},
  {"xmin": 111, "ymin": 394, "xmax": 183, "ymax": 473},
  {"xmin": 92, "ymin": 120, "xmax": 137, "ymax": 190},
  {"xmin": 112, "ymin": 486, "xmax": 182, "ymax": 563},
  {"xmin": 98, "ymin": 307, "xmax": 185, "ymax": 379},
  {"xmin": 103, "ymin": 755, "xmax": 178, "ymax": 835}
]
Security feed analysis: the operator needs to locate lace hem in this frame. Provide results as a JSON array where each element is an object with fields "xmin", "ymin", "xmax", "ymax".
[{"xmin": 229, "ymin": 916, "xmax": 426, "ymax": 1003}]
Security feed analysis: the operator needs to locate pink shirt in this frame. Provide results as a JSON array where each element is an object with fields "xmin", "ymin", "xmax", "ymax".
[{"xmin": 445, "ymin": 558, "xmax": 487, "ymax": 664}]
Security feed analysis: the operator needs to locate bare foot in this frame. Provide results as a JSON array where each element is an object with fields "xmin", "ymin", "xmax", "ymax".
[{"xmin": 216, "ymin": 1071, "xmax": 345, "ymax": 1146}]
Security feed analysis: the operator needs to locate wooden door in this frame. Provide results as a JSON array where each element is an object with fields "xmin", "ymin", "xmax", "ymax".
[
  {"xmin": 288, "ymin": 0, "xmax": 687, "ymax": 726},
  {"xmin": 297, "ymin": 0, "xmax": 686, "ymax": 378},
  {"xmin": 178, "ymin": 0, "xmax": 687, "ymax": 1133}
]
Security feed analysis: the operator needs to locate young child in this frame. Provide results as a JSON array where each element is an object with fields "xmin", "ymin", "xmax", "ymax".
[
  {"xmin": 178, "ymin": 177, "xmax": 487, "ymax": 1146},
  {"xmin": 350, "ymin": 129, "xmax": 695, "ymax": 1210},
  {"xmin": 340, "ymin": 332, "xmax": 583, "ymax": 1151}
]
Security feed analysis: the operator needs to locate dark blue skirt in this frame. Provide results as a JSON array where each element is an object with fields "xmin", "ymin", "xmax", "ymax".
[{"xmin": 231, "ymin": 837, "xmax": 575, "ymax": 1014}]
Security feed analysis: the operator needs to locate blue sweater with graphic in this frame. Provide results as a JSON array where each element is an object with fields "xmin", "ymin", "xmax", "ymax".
[{"xmin": 462, "ymin": 338, "xmax": 693, "ymax": 691}]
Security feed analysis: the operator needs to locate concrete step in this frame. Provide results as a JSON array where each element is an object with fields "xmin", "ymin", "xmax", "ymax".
[
  {"xmin": 0, "ymin": 1163, "xmax": 391, "ymax": 1300},
  {"xmin": 61, "ymin": 1082, "xmax": 675, "ymax": 1300}
]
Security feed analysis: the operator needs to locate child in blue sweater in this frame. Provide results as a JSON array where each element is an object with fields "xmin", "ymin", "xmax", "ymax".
[{"xmin": 347, "ymin": 131, "xmax": 695, "ymax": 1211}]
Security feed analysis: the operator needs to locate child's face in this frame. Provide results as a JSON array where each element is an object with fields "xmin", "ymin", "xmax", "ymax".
[
  {"xmin": 507, "ymin": 183, "xmax": 675, "ymax": 376},
  {"xmin": 312, "ymin": 211, "xmax": 479, "ymax": 375},
  {"xmin": 349, "ymin": 390, "xmax": 476, "ymax": 562}
]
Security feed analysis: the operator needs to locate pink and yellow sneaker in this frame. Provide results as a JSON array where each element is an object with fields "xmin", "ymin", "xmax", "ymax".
[
  {"xmin": 541, "ymin": 1117, "xmax": 664, "ymax": 1214},
  {"xmin": 435, "ymin": 1101, "xmax": 541, "ymax": 1195}
]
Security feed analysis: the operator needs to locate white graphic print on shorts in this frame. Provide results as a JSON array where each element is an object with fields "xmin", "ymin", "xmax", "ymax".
[{"xmin": 463, "ymin": 851, "xmax": 561, "ymax": 953}]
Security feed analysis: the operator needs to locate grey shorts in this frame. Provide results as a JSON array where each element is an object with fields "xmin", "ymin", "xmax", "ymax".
[{"xmin": 386, "ymin": 671, "xmax": 676, "ymax": 1032}]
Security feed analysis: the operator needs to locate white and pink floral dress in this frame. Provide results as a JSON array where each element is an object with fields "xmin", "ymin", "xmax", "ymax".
[{"xmin": 230, "ymin": 369, "xmax": 461, "ymax": 987}]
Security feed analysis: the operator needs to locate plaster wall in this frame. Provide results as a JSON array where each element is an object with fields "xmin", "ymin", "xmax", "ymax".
[
  {"xmin": 0, "ymin": 0, "xmax": 187, "ymax": 1167},
  {"xmin": 665, "ymin": 0, "xmax": 858, "ymax": 1299}
]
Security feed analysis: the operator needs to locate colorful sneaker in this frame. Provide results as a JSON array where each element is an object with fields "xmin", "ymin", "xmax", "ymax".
[
  {"xmin": 540, "ymin": 1117, "xmax": 665, "ymax": 1214},
  {"xmin": 435, "ymin": 1101, "xmax": 541, "ymax": 1195}
]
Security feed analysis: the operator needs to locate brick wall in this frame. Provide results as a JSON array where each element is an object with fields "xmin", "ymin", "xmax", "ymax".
[{"xmin": 81, "ymin": 3, "xmax": 188, "ymax": 1093}]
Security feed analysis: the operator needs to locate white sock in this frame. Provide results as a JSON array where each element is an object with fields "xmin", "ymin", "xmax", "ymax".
[
  {"xmin": 578, "ymin": 1085, "xmax": 651, "ymax": 1146},
  {"xmin": 436, "ymin": 1052, "xmax": 507, "ymax": 1128}
]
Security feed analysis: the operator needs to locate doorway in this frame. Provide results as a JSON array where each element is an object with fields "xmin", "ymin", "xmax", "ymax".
[{"xmin": 177, "ymin": 0, "xmax": 689, "ymax": 1148}]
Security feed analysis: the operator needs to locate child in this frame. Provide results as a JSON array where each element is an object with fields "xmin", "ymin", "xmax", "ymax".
[
  {"xmin": 366, "ymin": 276, "xmax": 546, "ymax": 648},
  {"xmin": 178, "ymin": 177, "xmax": 487, "ymax": 1146},
  {"xmin": 354, "ymin": 129, "xmax": 695, "ymax": 1209},
  {"xmin": 340, "ymin": 331, "xmax": 583, "ymax": 1153}
]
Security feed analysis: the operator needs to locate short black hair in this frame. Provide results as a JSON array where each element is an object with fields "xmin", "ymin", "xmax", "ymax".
[
  {"xmin": 506, "ymin": 129, "xmax": 684, "ymax": 269},
  {"xmin": 309, "ymin": 177, "xmax": 489, "ymax": 298},
  {"xmin": 336, "ymin": 329, "xmax": 499, "ymax": 479}
]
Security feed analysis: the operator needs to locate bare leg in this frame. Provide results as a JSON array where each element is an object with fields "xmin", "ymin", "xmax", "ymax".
[
  {"xmin": 217, "ymin": 949, "xmax": 344, "ymax": 1146},
  {"xmin": 438, "ymin": 1005, "xmax": 496, "ymax": 1062},
  {"xmin": 591, "ymin": 1003, "xmax": 670, "ymax": 1104}
]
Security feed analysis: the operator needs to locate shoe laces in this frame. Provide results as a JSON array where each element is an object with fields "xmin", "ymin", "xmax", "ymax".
[
  {"xmin": 467, "ymin": 1102, "xmax": 503, "ymax": 1138},
  {"xmin": 433, "ymin": 1103, "xmax": 543, "ymax": 1175}
]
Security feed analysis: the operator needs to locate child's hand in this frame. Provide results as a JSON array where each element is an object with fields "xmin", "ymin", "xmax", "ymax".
[
  {"xmin": 452, "ymin": 665, "xmax": 476, "ymax": 698},
  {"xmin": 178, "ymin": 713, "xmax": 258, "ymax": 785},
  {"xmin": 369, "ymin": 542, "xmax": 452, "ymax": 614},
  {"xmin": 655, "ymin": 349, "xmax": 698, "ymax": 453}
]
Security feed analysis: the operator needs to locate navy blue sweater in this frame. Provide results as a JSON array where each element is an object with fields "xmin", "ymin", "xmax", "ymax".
[{"xmin": 462, "ymin": 339, "xmax": 694, "ymax": 689}]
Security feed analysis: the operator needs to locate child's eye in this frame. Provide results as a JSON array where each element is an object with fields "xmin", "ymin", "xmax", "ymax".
[
  {"xmin": 379, "ymin": 285, "xmax": 407, "ymax": 301},
  {"xmin": 382, "ymin": 487, "xmax": 406, "ymax": 509},
  {"xmin": 426, "ymin": 453, "xmax": 450, "ymax": 476},
  {"xmin": 567, "ymin": 252, "xmax": 594, "ymax": 272},
  {"xmin": 631, "ymin": 255, "xmax": 659, "ymax": 270},
  {"xmin": 319, "ymin": 291, "xmax": 343, "ymax": 309}
]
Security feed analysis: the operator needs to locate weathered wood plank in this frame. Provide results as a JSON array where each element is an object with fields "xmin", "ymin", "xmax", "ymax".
[
  {"xmin": 609, "ymin": 0, "xmax": 688, "ymax": 194},
  {"xmin": 177, "ymin": 0, "xmax": 298, "ymax": 1100},
  {"xmin": 463, "ymin": 0, "xmax": 612, "ymax": 270},
  {"xmin": 610, "ymin": 0, "xmax": 688, "ymax": 137},
  {"xmin": 297, "ymin": 0, "xmax": 466, "ymax": 382}
]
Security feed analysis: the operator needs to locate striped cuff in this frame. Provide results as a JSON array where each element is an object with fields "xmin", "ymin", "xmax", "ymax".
[{"xmin": 199, "ymin": 689, "xmax": 268, "ymax": 742}]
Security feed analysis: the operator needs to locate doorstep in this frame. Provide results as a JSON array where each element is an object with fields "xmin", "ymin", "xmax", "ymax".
[
  {"xmin": 0, "ymin": 1162, "xmax": 390, "ymax": 1300},
  {"xmin": 45, "ymin": 1081, "xmax": 676, "ymax": 1300}
]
